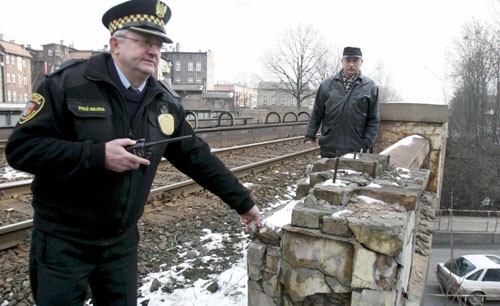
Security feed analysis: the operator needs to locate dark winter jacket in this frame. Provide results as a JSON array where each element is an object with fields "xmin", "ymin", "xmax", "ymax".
[
  {"xmin": 6, "ymin": 53, "xmax": 255, "ymax": 243},
  {"xmin": 304, "ymin": 69, "xmax": 380, "ymax": 157}
]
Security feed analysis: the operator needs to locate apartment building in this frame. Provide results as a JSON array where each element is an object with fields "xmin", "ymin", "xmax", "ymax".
[
  {"xmin": 0, "ymin": 39, "xmax": 32, "ymax": 103},
  {"xmin": 28, "ymin": 42, "xmax": 97, "ymax": 91},
  {"xmin": 164, "ymin": 48, "xmax": 214, "ymax": 97}
]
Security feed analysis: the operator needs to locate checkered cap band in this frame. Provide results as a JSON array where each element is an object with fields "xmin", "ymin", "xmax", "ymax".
[{"xmin": 108, "ymin": 14, "xmax": 165, "ymax": 33}]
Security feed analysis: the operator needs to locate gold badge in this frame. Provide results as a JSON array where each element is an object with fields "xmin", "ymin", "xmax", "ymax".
[
  {"xmin": 156, "ymin": 1, "xmax": 167, "ymax": 18},
  {"xmin": 19, "ymin": 93, "xmax": 45, "ymax": 124},
  {"xmin": 158, "ymin": 113, "xmax": 174, "ymax": 135}
]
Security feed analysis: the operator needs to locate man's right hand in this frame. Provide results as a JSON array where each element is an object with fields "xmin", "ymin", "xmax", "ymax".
[{"xmin": 105, "ymin": 139, "xmax": 150, "ymax": 172}]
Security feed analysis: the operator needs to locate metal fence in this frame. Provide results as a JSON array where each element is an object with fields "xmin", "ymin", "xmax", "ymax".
[{"xmin": 434, "ymin": 209, "xmax": 500, "ymax": 233}]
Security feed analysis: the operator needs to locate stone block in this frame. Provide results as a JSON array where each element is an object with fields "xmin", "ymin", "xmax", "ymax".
[
  {"xmin": 351, "ymin": 288, "xmax": 397, "ymax": 306},
  {"xmin": 347, "ymin": 208, "xmax": 409, "ymax": 255},
  {"xmin": 295, "ymin": 178, "xmax": 310, "ymax": 199},
  {"xmin": 322, "ymin": 213, "xmax": 353, "ymax": 237},
  {"xmin": 351, "ymin": 245, "xmax": 378, "ymax": 290},
  {"xmin": 281, "ymin": 230, "xmax": 353, "ymax": 286},
  {"xmin": 325, "ymin": 276, "xmax": 351, "ymax": 293},
  {"xmin": 313, "ymin": 184, "xmax": 353, "ymax": 206},
  {"xmin": 281, "ymin": 260, "xmax": 331, "ymax": 299},
  {"xmin": 374, "ymin": 254, "xmax": 398, "ymax": 291},
  {"xmin": 311, "ymin": 158, "xmax": 336, "ymax": 172},
  {"xmin": 248, "ymin": 280, "xmax": 262, "ymax": 291},
  {"xmin": 263, "ymin": 275, "xmax": 281, "ymax": 298},
  {"xmin": 248, "ymin": 287, "xmax": 276, "ymax": 306},
  {"xmin": 265, "ymin": 252, "xmax": 280, "ymax": 275},
  {"xmin": 255, "ymin": 226, "xmax": 282, "ymax": 246},
  {"xmin": 291, "ymin": 204, "xmax": 332, "ymax": 229},
  {"xmin": 247, "ymin": 242, "xmax": 266, "ymax": 281},
  {"xmin": 353, "ymin": 185, "xmax": 421, "ymax": 210}
]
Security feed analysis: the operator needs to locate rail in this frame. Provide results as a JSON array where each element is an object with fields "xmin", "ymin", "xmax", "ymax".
[{"xmin": 0, "ymin": 140, "xmax": 319, "ymax": 251}]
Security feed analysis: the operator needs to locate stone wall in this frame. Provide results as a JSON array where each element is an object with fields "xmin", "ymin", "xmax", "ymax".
[{"xmin": 247, "ymin": 154, "xmax": 430, "ymax": 305}]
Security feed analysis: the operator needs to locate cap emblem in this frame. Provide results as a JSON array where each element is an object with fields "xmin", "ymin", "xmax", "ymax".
[{"xmin": 156, "ymin": 1, "xmax": 168, "ymax": 18}]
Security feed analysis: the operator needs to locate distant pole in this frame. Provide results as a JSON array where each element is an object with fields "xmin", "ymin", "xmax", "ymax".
[{"xmin": 450, "ymin": 189, "xmax": 454, "ymax": 260}]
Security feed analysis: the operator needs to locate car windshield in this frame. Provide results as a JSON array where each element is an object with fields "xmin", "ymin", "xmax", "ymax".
[{"xmin": 445, "ymin": 257, "xmax": 477, "ymax": 277}]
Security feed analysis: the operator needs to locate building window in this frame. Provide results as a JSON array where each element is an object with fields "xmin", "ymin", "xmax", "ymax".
[
  {"xmin": 196, "ymin": 76, "xmax": 202, "ymax": 84},
  {"xmin": 12, "ymin": 91, "xmax": 17, "ymax": 102},
  {"xmin": 24, "ymin": 76, "xmax": 28, "ymax": 85},
  {"xmin": 24, "ymin": 93, "xmax": 28, "ymax": 101},
  {"xmin": 187, "ymin": 77, "xmax": 193, "ymax": 83},
  {"xmin": 263, "ymin": 96, "xmax": 267, "ymax": 105},
  {"xmin": 6, "ymin": 73, "xmax": 10, "ymax": 83},
  {"xmin": 7, "ymin": 91, "xmax": 11, "ymax": 102},
  {"xmin": 196, "ymin": 62, "xmax": 202, "ymax": 72},
  {"xmin": 6, "ymin": 56, "xmax": 9, "ymax": 65},
  {"xmin": 12, "ymin": 74, "xmax": 16, "ymax": 84},
  {"xmin": 174, "ymin": 76, "xmax": 180, "ymax": 83},
  {"xmin": 23, "ymin": 59, "xmax": 26, "ymax": 67},
  {"xmin": 48, "ymin": 49, "xmax": 53, "ymax": 56},
  {"xmin": 175, "ymin": 62, "xmax": 181, "ymax": 71},
  {"xmin": 188, "ymin": 62, "xmax": 193, "ymax": 72},
  {"xmin": 17, "ymin": 57, "xmax": 22, "ymax": 70}
]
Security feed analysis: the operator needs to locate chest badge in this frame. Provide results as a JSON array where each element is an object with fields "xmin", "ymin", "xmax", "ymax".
[{"xmin": 158, "ymin": 113, "xmax": 174, "ymax": 136}]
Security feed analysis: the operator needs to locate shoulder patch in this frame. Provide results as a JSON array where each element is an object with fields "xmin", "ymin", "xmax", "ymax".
[
  {"xmin": 19, "ymin": 93, "xmax": 45, "ymax": 124},
  {"xmin": 48, "ymin": 59, "xmax": 85, "ymax": 77}
]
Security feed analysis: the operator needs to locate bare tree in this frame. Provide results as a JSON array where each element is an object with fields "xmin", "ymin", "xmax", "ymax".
[
  {"xmin": 314, "ymin": 46, "xmax": 342, "ymax": 86},
  {"xmin": 442, "ymin": 15, "xmax": 500, "ymax": 211},
  {"xmin": 262, "ymin": 24, "xmax": 335, "ymax": 108},
  {"xmin": 450, "ymin": 21, "xmax": 496, "ymax": 143},
  {"xmin": 370, "ymin": 60, "xmax": 402, "ymax": 103}
]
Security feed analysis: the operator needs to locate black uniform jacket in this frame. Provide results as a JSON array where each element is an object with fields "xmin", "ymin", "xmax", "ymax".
[{"xmin": 6, "ymin": 53, "xmax": 255, "ymax": 242}]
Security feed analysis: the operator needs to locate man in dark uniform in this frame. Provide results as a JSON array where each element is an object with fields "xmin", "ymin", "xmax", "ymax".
[{"xmin": 5, "ymin": 1, "xmax": 260, "ymax": 305}]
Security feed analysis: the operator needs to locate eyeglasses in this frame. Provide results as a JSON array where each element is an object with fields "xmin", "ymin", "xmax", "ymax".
[{"xmin": 115, "ymin": 35, "xmax": 163, "ymax": 52}]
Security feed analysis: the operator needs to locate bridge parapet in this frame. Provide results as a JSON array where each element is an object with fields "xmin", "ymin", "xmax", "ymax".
[{"xmin": 248, "ymin": 153, "xmax": 433, "ymax": 305}]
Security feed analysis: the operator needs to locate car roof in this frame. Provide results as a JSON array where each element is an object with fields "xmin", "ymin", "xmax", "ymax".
[{"xmin": 461, "ymin": 254, "xmax": 500, "ymax": 268}]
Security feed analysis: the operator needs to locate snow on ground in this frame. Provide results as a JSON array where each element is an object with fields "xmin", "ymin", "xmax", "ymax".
[{"xmin": 0, "ymin": 165, "xmax": 32, "ymax": 181}]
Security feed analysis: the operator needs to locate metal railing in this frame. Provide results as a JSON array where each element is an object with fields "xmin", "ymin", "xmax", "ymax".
[{"xmin": 434, "ymin": 209, "xmax": 500, "ymax": 233}]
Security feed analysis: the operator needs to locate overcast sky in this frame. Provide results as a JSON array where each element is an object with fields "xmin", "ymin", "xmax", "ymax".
[{"xmin": 1, "ymin": 0, "xmax": 496, "ymax": 104}]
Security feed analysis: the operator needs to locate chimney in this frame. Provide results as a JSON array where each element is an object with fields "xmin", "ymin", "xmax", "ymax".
[
  {"xmin": 60, "ymin": 39, "xmax": 64, "ymax": 46},
  {"xmin": 0, "ymin": 33, "xmax": 3, "ymax": 40},
  {"xmin": 176, "ymin": 42, "xmax": 180, "ymax": 52}
]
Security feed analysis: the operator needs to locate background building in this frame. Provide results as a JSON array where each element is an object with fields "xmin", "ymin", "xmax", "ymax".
[
  {"xmin": 257, "ymin": 81, "xmax": 315, "ymax": 110},
  {"xmin": 0, "ymin": 39, "xmax": 32, "ymax": 103},
  {"xmin": 164, "ymin": 45, "xmax": 214, "ymax": 97}
]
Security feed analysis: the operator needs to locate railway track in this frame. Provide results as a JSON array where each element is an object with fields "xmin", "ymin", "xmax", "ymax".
[{"xmin": 0, "ymin": 136, "xmax": 318, "ymax": 251}]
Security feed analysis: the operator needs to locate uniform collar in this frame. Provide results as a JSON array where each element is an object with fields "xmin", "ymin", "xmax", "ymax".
[{"xmin": 113, "ymin": 61, "xmax": 147, "ymax": 92}]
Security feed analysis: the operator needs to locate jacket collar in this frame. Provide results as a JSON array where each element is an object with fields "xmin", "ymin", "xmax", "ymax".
[{"xmin": 84, "ymin": 53, "xmax": 165, "ymax": 97}]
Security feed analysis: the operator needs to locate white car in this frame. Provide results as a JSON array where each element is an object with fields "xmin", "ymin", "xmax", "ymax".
[{"xmin": 436, "ymin": 254, "xmax": 500, "ymax": 306}]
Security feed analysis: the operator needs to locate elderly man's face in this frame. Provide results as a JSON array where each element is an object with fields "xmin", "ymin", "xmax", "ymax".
[{"xmin": 341, "ymin": 57, "xmax": 363, "ymax": 77}]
